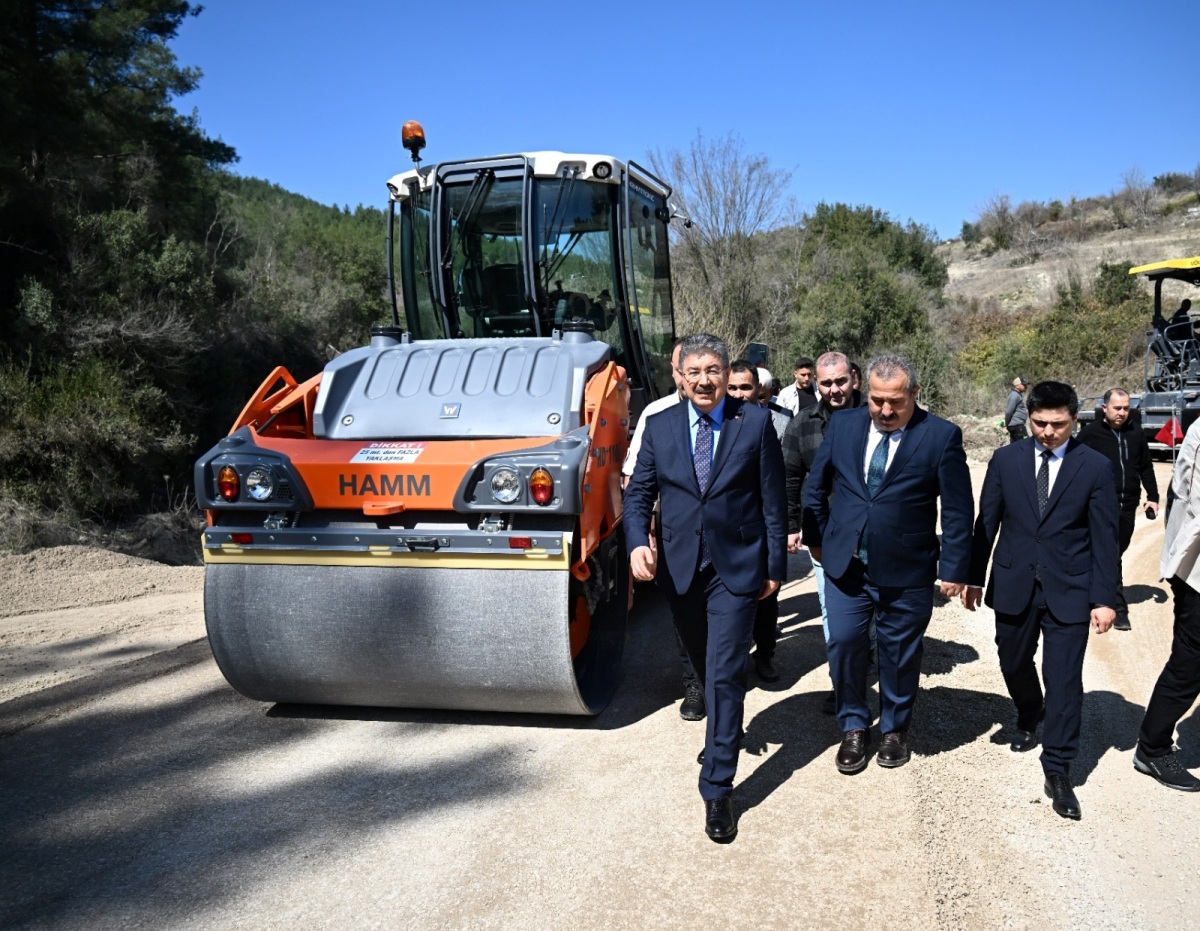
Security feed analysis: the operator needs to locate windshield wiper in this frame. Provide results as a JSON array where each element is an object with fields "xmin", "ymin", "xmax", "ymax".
[
  {"xmin": 539, "ymin": 169, "xmax": 578, "ymax": 294},
  {"xmin": 442, "ymin": 168, "xmax": 494, "ymax": 276}
]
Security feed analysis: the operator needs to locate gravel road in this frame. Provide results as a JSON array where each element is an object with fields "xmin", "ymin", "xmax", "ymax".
[{"xmin": 1, "ymin": 460, "xmax": 1197, "ymax": 930}]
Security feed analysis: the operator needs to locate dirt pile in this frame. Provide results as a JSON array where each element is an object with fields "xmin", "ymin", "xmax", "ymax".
[{"xmin": 0, "ymin": 545, "xmax": 203, "ymax": 619}]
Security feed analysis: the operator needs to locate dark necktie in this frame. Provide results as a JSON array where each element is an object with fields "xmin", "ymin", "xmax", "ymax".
[
  {"xmin": 857, "ymin": 431, "xmax": 892, "ymax": 564},
  {"xmin": 867, "ymin": 432, "xmax": 891, "ymax": 498},
  {"xmin": 694, "ymin": 414, "xmax": 713, "ymax": 569},
  {"xmin": 1037, "ymin": 449, "xmax": 1052, "ymax": 515}
]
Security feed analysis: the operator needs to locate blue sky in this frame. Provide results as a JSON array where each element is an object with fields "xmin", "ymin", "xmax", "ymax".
[{"xmin": 173, "ymin": 0, "xmax": 1200, "ymax": 240}]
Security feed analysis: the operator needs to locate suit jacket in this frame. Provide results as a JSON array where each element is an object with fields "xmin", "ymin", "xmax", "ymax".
[
  {"xmin": 801, "ymin": 406, "xmax": 974, "ymax": 587},
  {"xmin": 969, "ymin": 437, "xmax": 1118, "ymax": 622},
  {"xmin": 623, "ymin": 396, "xmax": 787, "ymax": 597}
]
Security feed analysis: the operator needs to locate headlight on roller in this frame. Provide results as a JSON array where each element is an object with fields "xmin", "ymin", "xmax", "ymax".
[
  {"xmin": 490, "ymin": 467, "xmax": 522, "ymax": 504},
  {"xmin": 245, "ymin": 467, "xmax": 275, "ymax": 502}
]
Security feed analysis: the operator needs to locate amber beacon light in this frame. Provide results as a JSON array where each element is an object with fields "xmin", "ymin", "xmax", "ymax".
[{"xmin": 401, "ymin": 120, "xmax": 426, "ymax": 163}]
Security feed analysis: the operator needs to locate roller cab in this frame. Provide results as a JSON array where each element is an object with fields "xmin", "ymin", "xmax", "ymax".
[{"xmin": 196, "ymin": 140, "xmax": 679, "ymax": 714}]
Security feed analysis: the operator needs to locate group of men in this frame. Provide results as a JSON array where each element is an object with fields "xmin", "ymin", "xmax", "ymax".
[{"xmin": 622, "ymin": 334, "xmax": 1200, "ymax": 843}]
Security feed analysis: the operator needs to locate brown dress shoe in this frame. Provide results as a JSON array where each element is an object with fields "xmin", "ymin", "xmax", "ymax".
[
  {"xmin": 877, "ymin": 731, "xmax": 910, "ymax": 768},
  {"xmin": 836, "ymin": 729, "xmax": 869, "ymax": 774}
]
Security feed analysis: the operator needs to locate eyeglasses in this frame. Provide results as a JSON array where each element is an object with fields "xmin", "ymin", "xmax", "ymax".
[{"xmin": 680, "ymin": 366, "xmax": 725, "ymax": 383}]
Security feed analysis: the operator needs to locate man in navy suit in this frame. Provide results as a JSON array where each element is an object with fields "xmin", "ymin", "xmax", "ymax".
[
  {"xmin": 624, "ymin": 333, "xmax": 787, "ymax": 843},
  {"xmin": 802, "ymin": 353, "xmax": 974, "ymax": 774},
  {"xmin": 965, "ymin": 381, "xmax": 1118, "ymax": 819}
]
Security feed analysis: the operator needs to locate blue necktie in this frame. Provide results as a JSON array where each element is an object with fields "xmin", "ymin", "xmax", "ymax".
[
  {"xmin": 694, "ymin": 414, "xmax": 713, "ymax": 569},
  {"xmin": 857, "ymin": 431, "xmax": 892, "ymax": 564}
]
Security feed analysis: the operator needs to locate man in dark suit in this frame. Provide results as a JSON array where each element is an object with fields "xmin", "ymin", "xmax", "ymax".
[
  {"xmin": 965, "ymin": 381, "xmax": 1118, "ymax": 820},
  {"xmin": 624, "ymin": 333, "xmax": 787, "ymax": 843},
  {"xmin": 802, "ymin": 353, "xmax": 974, "ymax": 774}
]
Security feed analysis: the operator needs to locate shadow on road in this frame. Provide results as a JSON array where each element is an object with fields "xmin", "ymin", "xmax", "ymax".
[
  {"xmin": 0, "ymin": 682, "xmax": 525, "ymax": 928},
  {"xmin": 1073, "ymin": 688, "xmax": 1143, "ymax": 785},
  {"xmin": 1176, "ymin": 707, "xmax": 1200, "ymax": 767},
  {"xmin": 1125, "ymin": 583, "xmax": 1169, "ymax": 606}
]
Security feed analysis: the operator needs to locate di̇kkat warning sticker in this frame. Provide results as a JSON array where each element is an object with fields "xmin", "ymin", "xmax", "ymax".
[{"xmin": 350, "ymin": 442, "xmax": 427, "ymax": 464}]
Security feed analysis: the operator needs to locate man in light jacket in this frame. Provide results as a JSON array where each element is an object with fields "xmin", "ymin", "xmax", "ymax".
[{"xmin": 1136, "ymin": 419, "xmax": 1200, "ymax": 791}]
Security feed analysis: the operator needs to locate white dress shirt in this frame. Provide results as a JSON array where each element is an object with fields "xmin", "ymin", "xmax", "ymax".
[
  {"xmin": 863, "ymin": 422, "xmax": 906, "ymax": 483},
  {"xmin": 1033, "ymin": 440, "xmax": 1067, "ymax": 495}
]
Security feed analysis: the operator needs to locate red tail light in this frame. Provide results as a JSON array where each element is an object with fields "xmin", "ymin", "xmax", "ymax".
[
  {"xmin": 231, "ymin": 532, "xmax": 253, "ymax": 545},
  {"xmin": 529, "ymin": 468, "xmax": 553, "ymax": 505},
  {"xmin": 217, "ymin": 465, "xmax": 239, "ymax": 502},
  {"xmin": 509, "ymin": 536, "xmax": 532, "ymax": 549}
]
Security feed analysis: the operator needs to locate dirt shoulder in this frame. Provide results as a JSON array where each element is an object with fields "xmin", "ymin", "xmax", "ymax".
[{"xmin": 0, "ymin": 545, "xmax": 204, "ymax": 703}]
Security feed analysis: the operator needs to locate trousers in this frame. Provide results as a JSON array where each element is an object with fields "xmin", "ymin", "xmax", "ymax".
[
  {"xmin": 665, "ymin": 565, "xmax": 757, "ymax": 800},
  {"xmin": 824, "ymin": 559, "xmax": 932, "ymax": 733},
  {"xmin": 994, "ymin": 581, "xmax": 1089, "ymax": 777},
  {"xmin": 1114, "ymin": 508, "xmax": 1136, "ymax": 622},
  {"xmin": 1139, "ymin": 577, "xmax": 1200, "ymax": 754}
]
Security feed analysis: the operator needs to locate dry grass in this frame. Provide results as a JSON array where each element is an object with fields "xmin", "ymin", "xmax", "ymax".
[{"xmin": 0, "ymin": 498, "xmax": 204, "ymax": 566}]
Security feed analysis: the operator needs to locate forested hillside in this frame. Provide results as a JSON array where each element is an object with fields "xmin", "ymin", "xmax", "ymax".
[{"xmin": 0, "ymin": 2, "xmax": 388, "ymax": 536}]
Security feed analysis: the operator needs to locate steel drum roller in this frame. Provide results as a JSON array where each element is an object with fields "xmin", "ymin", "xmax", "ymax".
[{"xmin": 205, "ymin": 554, "xmax": 627, "ymax": 714}]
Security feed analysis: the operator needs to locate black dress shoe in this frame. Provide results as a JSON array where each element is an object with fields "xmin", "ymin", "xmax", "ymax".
[
  {"xmin": 1011, "ymin": 729, "xmax": 1038, "ymax": 752},
  {"xmin": 836, "ymin": 729, "xmax": 869, "ymax": 774},
  {"xmin": 680, "ymin": 682, "xmax": 706, "ymax": 721},
  {"xmin": 1044, "ymin": 774, "xmax": 1081, "ymax": 820},
  {"xmin": 754, "ymin": 652, "xmax": 780, "ymax": 682},
  {"xmin": 877, "ymin": 731, "xmax": 910, "ymax": 768},
  {"xmin": 1113, "ymin": 615, "xmax": 1131, "ymax": 631},
  {"xmin": 1012, "ymin": 706, "xmax": 1045, "ymax": 752},
  {"xmin": 704, "ymin": 797, "xmax": 737, "ymax": 842}
]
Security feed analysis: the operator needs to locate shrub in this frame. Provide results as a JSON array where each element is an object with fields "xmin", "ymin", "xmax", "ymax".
[
  {"xmin": 0, "ymin": 357, "xmax": 193, "ymax": 517},
  {"xmin": 1153, "ymin": 172, "xmax": 1192, "ymax": 195}
]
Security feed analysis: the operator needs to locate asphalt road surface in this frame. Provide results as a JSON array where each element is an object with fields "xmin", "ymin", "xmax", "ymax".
[{"xmin": 2, "ymin": 462, "xmax": 1198, "ymax": 930}]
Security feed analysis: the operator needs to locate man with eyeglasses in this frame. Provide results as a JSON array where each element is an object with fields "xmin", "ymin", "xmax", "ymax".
[
  {"xmin": 622, "ymin": 339, "xmax": 707, "ymax": 723},
  {"xmin": 625, "ymin": 334, "xmax": 787, "ymax": 843}
]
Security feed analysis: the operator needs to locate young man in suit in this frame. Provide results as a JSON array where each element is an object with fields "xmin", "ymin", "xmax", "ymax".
[
  {"xmin": 965, "ymin": 381, "xmax": 1119, "ymax": 820},
  {"xmin": 803, "ymin": 354, "xmax": 974, "ymax": 774},
  {"xmin": 624, "ymin": 333, "xmax": 787, "ymax": 843}
]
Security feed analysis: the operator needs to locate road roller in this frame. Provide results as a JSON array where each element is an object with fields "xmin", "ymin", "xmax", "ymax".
[{"xmin": 194, "ymin": 123, "xmax": 680, "ymax": 713}]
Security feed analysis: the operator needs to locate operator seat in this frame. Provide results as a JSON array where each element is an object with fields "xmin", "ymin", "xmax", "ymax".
[{"xmin": 480, "ymin": 263, "xmax": 525, "ymax": 315}]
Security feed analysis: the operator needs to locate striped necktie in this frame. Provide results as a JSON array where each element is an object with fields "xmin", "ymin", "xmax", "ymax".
[
  {"xmin": 695, "ymin": 414, "xmax": 713, "ymax": 569},
  {"xmin": 1037, "ymin": 449, "xmax": 1052, "ymax": 515}
]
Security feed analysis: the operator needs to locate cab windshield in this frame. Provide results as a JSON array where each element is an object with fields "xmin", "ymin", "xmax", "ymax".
[{"xmin": 400, "ymin": 174, "xmax": 622, "ymax": 341}]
